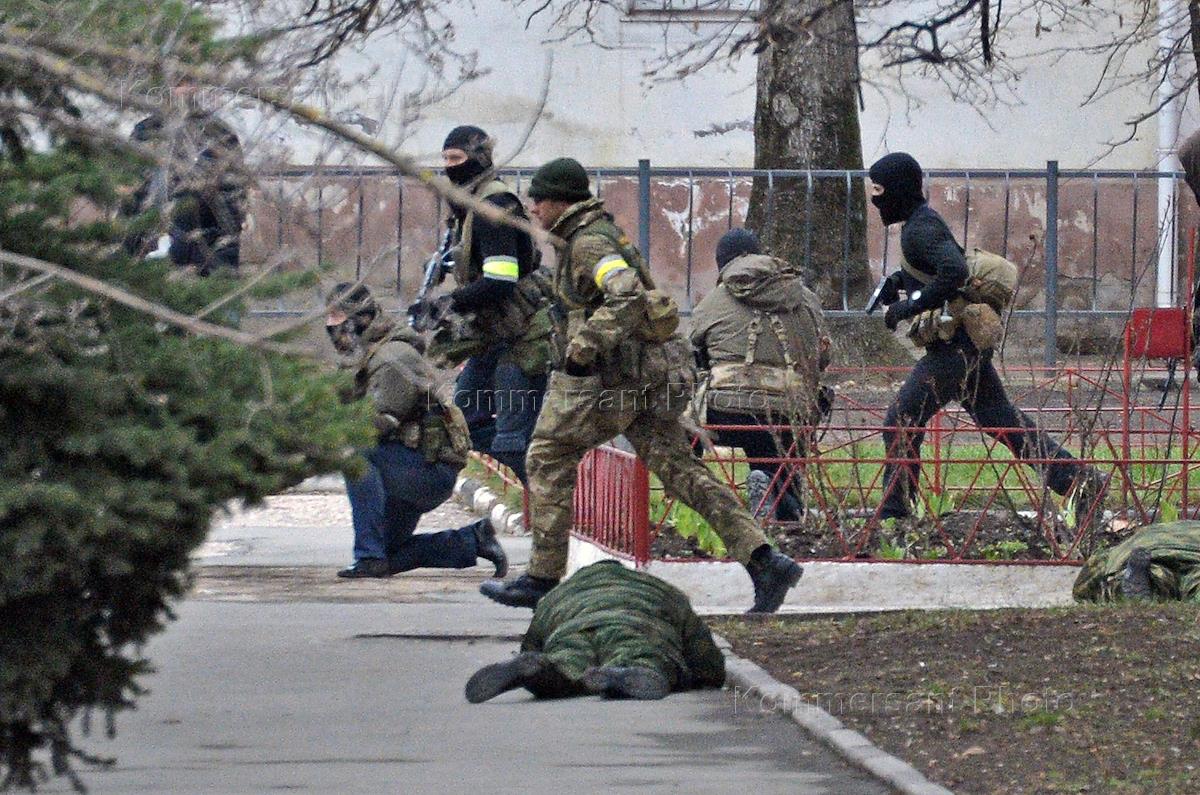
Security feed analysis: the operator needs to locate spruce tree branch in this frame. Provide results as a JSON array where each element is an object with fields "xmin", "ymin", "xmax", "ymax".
[
  {"xmin": 0, "ymin": 249, "xmax": 307, "ymax": 356},
  {"xmin": 193, "ymin": 251, "xmax": 294, "ymax": 321},
  {"xmin": 0, "ymin": 273, "xmax": 55, "ymax": 304}
]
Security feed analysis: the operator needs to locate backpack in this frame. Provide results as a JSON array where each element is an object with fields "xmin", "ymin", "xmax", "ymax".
[
  {"xmin": 901, "ymin": 248, "xmax": 1019, "ymax": 313},
  {"xmin": 902, "ymin": 248, "xmax": 1018, "ymax": 350}
]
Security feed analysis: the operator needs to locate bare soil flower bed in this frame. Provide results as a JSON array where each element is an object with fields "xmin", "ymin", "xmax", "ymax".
[{"xmin": 714, "ymin": 606, "xmax": 1200, "ymax": 794}]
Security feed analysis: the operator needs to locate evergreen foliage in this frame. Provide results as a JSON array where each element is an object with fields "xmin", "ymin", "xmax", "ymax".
[{"xmin": 0, "ymin": 6, "xmax": 373, "ymax": 789}]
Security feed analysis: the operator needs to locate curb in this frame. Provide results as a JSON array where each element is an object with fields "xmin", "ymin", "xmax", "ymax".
[
  {"xmin": 284, "ymin": 475, "xmax": 527, "ymax": 536},
  {"xmin": 453, "ymin": 476, "xmax": 527, "ymax": 536},
  {"xmin": 716, "ymin": 635, "xmax": 955, "ymax": 795}
]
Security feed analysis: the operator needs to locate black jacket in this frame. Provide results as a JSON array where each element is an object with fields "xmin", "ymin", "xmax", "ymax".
[{"xmin": 898, "ymin": 204, "xmax": 969, "ymax": 313}]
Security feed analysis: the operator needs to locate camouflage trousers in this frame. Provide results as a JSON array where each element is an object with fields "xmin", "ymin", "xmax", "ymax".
[
  {"xmin": 524, "ymin": 618, "xmax": 685, "ymax": 699},
  {"xmin": 525, "ymin": 370, "xmax": 768, "ymax": 580}
]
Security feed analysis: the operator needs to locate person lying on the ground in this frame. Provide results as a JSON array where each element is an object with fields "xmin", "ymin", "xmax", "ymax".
[
  {"xmin": 465, "ymin": 560, "xmax": 725, "ymax": 702},
  {"xmin": 1073, "ymin": 521, "xmax": 1200, "ymax": 602}
]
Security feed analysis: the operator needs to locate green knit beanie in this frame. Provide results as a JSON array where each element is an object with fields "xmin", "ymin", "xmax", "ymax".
[{"xmin": 527, "ymin": 157, "xmax": 592, "ymax": 202}]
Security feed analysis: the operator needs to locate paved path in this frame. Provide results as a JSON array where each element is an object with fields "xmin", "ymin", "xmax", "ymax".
[{"xmin": 50, "ymin": 495, "xmax": 887, "ymax": 794}]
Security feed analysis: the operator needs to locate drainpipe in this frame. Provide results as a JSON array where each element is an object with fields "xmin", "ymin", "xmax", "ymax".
[{"xmin": 1157, "ymin": 0, "xmax": 1182, "ymax": 307}]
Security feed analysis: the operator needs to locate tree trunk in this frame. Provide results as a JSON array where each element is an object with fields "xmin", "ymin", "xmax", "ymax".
[{"xmin": 746, "ymin": 0, "xmax": 910, "ymax": 365}]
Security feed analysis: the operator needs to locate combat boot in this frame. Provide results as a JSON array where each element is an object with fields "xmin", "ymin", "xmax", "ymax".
[
  {"xmin": 1122, "ymin": 547, "xmax": 1154, "ymax": 600},
  {"xmin": 336, "ymin": 558, "xmax": 390, "ymax": 579},
  {"xmin": 479, "ymin": 573, "xmax": 559, "ymax": 608},
  {"xmin": 744, "ymin": 545, "xmax": 803, "ymax": 614},
  {"xmin": 581, "ymin": 666, "xmax": 670, "ymax": 700},
  {"xmin": 472, "ymin": 519, "xmax": 508, "ymax": 577},
  {"xmin": 465, "ymin": 652, "xmax": 549, "ymax": 703}
]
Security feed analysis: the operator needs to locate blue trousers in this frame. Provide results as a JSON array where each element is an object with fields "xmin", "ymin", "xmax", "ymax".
[
  {"xmin": 345, "ymin": 442, "xmax": 480, "ymax": 572},
  {"xmin": 454, "ymin": 345, "xmax": 546, "ymax": 485}
]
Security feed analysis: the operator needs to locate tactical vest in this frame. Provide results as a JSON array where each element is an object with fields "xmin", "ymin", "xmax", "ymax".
[
  {"xmin": 361, "ymin": 333, "xmax": 469, "ymax": 469},
  {"xmin": 707, "ymin": 308, "xmax": 819, "ymax": 416},
  {"xmin": 901, "ymin": 248, "xmax": 1016, "ymax": 350},
  {"xmin": 554, "ymin": 216, "xmax": 678, "ymax": 344},
  {"xmin": 452, "ymin": 178, "xmax": 516, "ymax": 287},
  {"xmin": 448, "ymin": 177, "xmax": 550, "ymax": 345}
]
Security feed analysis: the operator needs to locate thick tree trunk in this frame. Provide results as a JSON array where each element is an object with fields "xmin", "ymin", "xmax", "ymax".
[{"xmin": 746, "ymin": 0, "xmax": 910, "ymax": 365}]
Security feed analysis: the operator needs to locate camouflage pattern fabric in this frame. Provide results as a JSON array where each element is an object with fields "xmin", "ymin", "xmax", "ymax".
[
  {"xmin": 1073, "ymin": 521, "xmax": 1200, "ymax": 603},
  {"xmin": 525, "ymin": 200, "xmax": 768, "ymax": 579},
  {"xmin": 519, "ymin": 561, "xmax": 726, "ymax": 697}
]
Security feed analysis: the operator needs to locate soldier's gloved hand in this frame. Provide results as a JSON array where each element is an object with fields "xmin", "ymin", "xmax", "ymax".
[
  {"xmin": 884, "ymin": 299, "xmax": 915, "ymax": 331},
  {"xmin": 879, "ymin": 272, "xmax": 903, "ymax": 306},
  {"xmin": 563, "ymin": 340, "xmax": 596, "ymax": 377},
  {"xmin": 564, "ymin": 359, "xmax": 594, "ymax": 377}
]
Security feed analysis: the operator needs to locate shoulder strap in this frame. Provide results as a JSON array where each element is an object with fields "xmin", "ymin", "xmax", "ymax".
[
  {"xmin": 744, "ymin": 313, "xmax": 762, "ymax": 366},
  {"xmin": 899, "ymin": 256, "xmax": 934, "ymax": 286},
  {"xmin": 456, "ymin": 179, "xmax": 516, "ymax": 282}
]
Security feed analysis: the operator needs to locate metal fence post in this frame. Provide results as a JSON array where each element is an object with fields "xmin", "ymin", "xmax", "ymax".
[
  {"xmin": 638, "ymin": 158, "xmax": 651, "ymax": 265},
  {"xmin": 1045, "ymin": 160, "xmax": 1060, "ymax": 368}
]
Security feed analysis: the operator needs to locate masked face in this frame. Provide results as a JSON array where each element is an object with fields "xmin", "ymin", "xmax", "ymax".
[
  {"xmin": 442, "ymin": 147, "xmax": 488, "ymax": 186},
  {"xmin": 325, "ymin": 309, "xmax": 361, "ymax": 354},
  {"xmin": 868, "ymin": 153, "xmax": 925, "ymax": 226}
]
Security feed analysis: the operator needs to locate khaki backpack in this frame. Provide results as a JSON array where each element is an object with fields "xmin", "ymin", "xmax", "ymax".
[{"xmin": 901, "ymin": 248, "xmax": 1018, "ymax": 350}]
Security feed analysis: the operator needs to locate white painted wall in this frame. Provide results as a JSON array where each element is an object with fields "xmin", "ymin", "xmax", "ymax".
[{"xmin": 255, "ymin": 1, "xmax": 1196, "ymax": 170}]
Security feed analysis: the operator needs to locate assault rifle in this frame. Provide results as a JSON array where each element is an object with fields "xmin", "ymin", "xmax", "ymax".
[{"xmin": 407, "ymin": 228, "xmax": 455, "ymax": 331}]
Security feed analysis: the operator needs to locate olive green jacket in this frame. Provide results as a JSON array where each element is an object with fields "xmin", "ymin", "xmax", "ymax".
[
  {"xmin": 521, "ymin": 560, "xmax": 726, "ymax": 689},
  {"xmin": 690, "ymin": 253, "xmax": 828, "ymax": 416}
]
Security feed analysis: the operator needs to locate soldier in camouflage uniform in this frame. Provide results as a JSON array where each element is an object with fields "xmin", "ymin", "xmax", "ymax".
[
  {"xmin": 424, "ymin": 126, "xmax": 554, "ymax": 484},
  {"xmin": 1074, "ymin": 521, "xmax": 1200, "ymax": 603},
  {"xmin": 326, "ymin": 283, "xmax": 508, "ymax": 579},
  {"xmin": 479, "ymin": 159, "xmax": 803, "ymax": 613},
  {"xmin": 466, "ymin": 560, "xmax": 725, "ymax": 702},
  {"xmin": 690, "ymin": 228, "xmax": 831, "ymax": 522}
]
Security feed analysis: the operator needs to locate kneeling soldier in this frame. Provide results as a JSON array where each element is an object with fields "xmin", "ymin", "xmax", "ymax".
[{"xmin": 326, "ymin": 283, "xmax": 507, "ymax": 579}]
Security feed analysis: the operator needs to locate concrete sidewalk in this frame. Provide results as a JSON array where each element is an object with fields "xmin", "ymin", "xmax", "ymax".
[
  {"xmin": 58, "ymin": 601, "xmax": 887, "ymax": 794},
  {"xmin": 46, "ymin": 495, "xmax": 889, "ymax": 794}
]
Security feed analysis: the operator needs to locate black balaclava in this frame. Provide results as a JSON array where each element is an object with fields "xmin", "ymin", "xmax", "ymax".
[
  {"xmin": 325, "ymin": 282, "xmax": 377, "ymax": 354},
  {"xmin": 442, "ymin": 125, "xmax": 494, "ymax": 186},
  {"xmin": 868, "ymin": 152, "xmax": 926, "ymax": 226},
  {"xmin": 715, "ymin": 228, "xmax": 762, "ymax": 271}
]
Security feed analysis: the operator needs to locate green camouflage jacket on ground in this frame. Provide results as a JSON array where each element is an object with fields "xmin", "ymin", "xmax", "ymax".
[
  {"xmin": 1073, "ymin": 521, "xmax": 1200, "ymax": 602},
  {"xmin": 689, "ymin": 253, "xmax": 828, "ymax": 416},
  {"xmin": 520, "ymin": 560, "xmax": 726, "ymax": 688}
]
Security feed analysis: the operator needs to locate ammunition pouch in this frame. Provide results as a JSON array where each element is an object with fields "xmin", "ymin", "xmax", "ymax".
[
  {"xmin": 639, "ymin": 289, "xmax": 680, "ymax": 343},
  {"xmin": 427, "ymin": 311, "xmax": 488, "ymax": 368},
  {"xmin": 906, "ymin": 308, "xmax": 960, "ymax": 348},
  {"xmin": 387, "ymin": 408, "xmax": 468, "ymax": 470}
]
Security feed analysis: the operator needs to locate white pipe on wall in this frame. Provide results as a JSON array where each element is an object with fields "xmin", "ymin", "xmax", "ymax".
[{"xmin": 1157, "ymin": 0, "xmax": 1182, "ymax": 307}]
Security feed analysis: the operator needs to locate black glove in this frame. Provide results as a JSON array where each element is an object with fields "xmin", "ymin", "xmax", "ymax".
[
  {"xmin": 884, "ymin": 299, "xmax": 915, "ymax": 331},
  {"xmin": 564, "ymin": 358, "xmax": 594, "ymax": 377},
  {"xmin": 879, "ymin": 272, "xmax": 903, "ymax": 307}
]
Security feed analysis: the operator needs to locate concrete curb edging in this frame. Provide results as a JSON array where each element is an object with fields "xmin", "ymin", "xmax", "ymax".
[
  {"xmin": 716, "ymin": 635, "xmax": 955, "ymax": 795},
  {"xmin": 453, "ymin": 476, "xmax": 527, "ymax": 536}
]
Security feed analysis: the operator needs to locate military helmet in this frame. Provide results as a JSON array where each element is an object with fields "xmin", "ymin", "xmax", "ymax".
[{"xmin": 326, "ymin": 282, "xmax": 378, "ymax": 319}]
